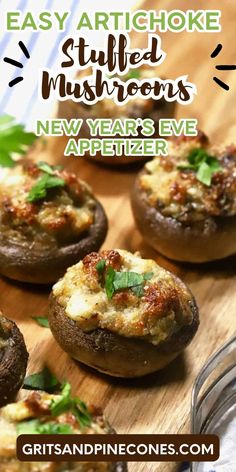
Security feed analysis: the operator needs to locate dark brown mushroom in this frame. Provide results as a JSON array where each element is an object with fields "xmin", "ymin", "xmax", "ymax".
[
  {"xmin": 0, "ymin": 313, "xmax": 28, "ymax": 406},
  {"xmin": 49, "ymin": 292, "xmax": 198, "ymax": 377},
  {"xmin": 131, "ymin": 169, "xmax": 236, "ymax": 263},
  {"xmin": 0, "ymin": 200, "xmax": 108, "ymax": 284},
  {"xmin": 48, "ymin": 249, "xmax": 199, "ymax": 378}
]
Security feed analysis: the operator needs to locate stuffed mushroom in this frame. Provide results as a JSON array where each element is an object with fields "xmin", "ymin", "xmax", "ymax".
[
  {"xmin": 0, "ymin": 383, "xmax": 127, "ymax": 471},
  {"xmin": 58, "ymin": 67, "xmax": 176, "ymax": 165},
  {"xmin": 0, "ymin": 160, "xmax": 108, "ymax": 284},
  {"xmin": 0, "ymin": 313, "xmax": 28, "ymax": 406},
  {"xmin": 49, "ymin": 249, "xmax": 199, "ymax": 377},
  {"xmin": 131, "ymin": 133, "xmax": 236, "ymax": 263}
]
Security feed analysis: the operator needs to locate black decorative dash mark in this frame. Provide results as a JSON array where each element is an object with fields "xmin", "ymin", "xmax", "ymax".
[
  {"xmin": 9, "ymin": 77, "xmax": 24, "ymax": 88},
  {"xmin": 3, "ymin": 57, "xmax": 23, "ymax": 68},
  {"xmin": 213, "ymin": 77, "xmax": 229, "ymax": 91},
  {"xmin": 3, "ymin": 41, "xmax": 30, "ymax": 88},
  {"xmin": 215, "ymin": 65, "xmax": 236, "ymax": 71},
  {"xmin": 211, "ymin": 43, "xmax": 236, "ymax": 91},
  {"xmin": 211, "ymin": 44, "xmax": 223, "ymax": 58},
  {"xmin": 19, "ymin": 40, "xmax": 30, "ymax": 59}
]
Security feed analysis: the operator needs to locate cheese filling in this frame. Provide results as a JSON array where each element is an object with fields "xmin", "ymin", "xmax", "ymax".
[
  {"xmin": 0, "ymin": 163, "xmax": 96, "ymax": 248},
  {"xmin": 139, "ymin": 136, "xmax": 236, "ymax": 223},
  {"xmin": 53, "ymin": 249, "xmax": 194, "ymax": 345},
  {"xmin": 0, "ymin": 391, "xmax": 112, "ymax": 472}
]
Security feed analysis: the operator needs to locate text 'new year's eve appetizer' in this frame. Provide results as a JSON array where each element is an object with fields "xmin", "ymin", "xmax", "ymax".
[
  {"xmin": 132, "ymin": 133, "xmax": 236, "ymax": 262},
  {"xmin": 49, "ymin": 249, "xmax": 199, "ymax": 377},
  {"xmin": 0, "ymin": 312, "xmax": 28, "ymax": 406},
  {"xmin": 0, "ymin": 381, "xmax": 127, "ymax": 472},
  {"xmin": 58, "ymin": 67, "xmax": 175, "ymax": 165}
]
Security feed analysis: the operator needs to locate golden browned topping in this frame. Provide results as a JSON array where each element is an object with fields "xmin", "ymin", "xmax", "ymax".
[
  {"xmin": 139, "ymin": 133, "xmax": 236, "ymax": 223},
  {"xmin": 83, "ymin": 250, "xmax": 122, "ymax": 272},
  {"xmin": 53, "ymin": 249, "xmax": 194, "ymax": 345},
  {"xmin": 24, "ymin": 391, "xmax": 51, "ymax": 417},
  {"xmin": 0, "ymin": 162, "xmax": 96, "ymax": 248}
]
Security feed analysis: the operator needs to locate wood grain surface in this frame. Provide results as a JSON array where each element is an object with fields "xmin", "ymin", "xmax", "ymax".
[{"xmin": 1, "ymin": 1, "xmax": 236, "ymax": 471}]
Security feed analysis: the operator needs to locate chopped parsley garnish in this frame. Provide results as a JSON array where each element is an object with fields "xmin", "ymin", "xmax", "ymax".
[
  {"xmin": 17, "ymin": 419, "xmax": 73, "ymax": 435},
  {"xmin": 107, "ymin": 69, "xmax": 141, "ymax": 82},
  {"xmin": 96, "ymin": 259, "xmax": 153, "ymax": 299},
  {"xmin": 96, "ymin": 259, "xmax": 106, "ymax": 274},
  {"xmin": 27, "ymin": 172, "xmax": 65, "ymax": 203},
  {"xmin": 37, "ymin": 161, "xmax": 63, "ymax": 175},
  {"xmin": 38, "ymin": 422, "xmax": 74, "ymax": 434},
  {"xmin": 50, "ymin": 382, "xmax": 72, "ymax": 417},
  {"xmin": 0, "ymin": 115, "xmax": 37, "ymax": 168},
  {"xmin": 17, "ymin": 419, "xmax": 42, "ymax": 435},
  {"xmin": 0, "ymin": 116, "xmax": 64, "ymax": 201},
  {"xmin": 18, "ymin": 380, "xmax": 92, "ymax": 434},
  {"xmin": 177, "ymin": 147, "xmax": 222, "ymax": 186},
  {"xmin": 125, "ymin": 69, "xmax": 141, "ymax": 81},
  {"xmin": 23, "ymin": 367, "xmax": 60, "ymax": 392},
  {"xmin": 104, "ymin": 267, "xmax": 116, "ymax": 299},
  {"xmin": 50, "ymin": 383, "xmax": 92, "ymax": 429},
  {"xmin": 32, "ymin": 316, "xmax": 49, "ymax": 328}
]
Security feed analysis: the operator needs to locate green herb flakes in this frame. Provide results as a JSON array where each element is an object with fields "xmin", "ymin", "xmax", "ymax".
[
  {"xmin": 0, "ymin": 115, "xmax": 36, "ymax": 168},
  {"xmin": 96, "ymin": 259, "xmax": 106, "ymax": 274},
  {"xmin": 104, "ymin": 266, "xmax": 116, "ymax": 299},
  {"xmin": 37, "ymin": 161, "xmax": 62, "ymax": 175},
  {"xmin": 113, "ymin": 271, "xmax": 144, "ymax": 291},
  {"xmin": 32, "ymin": 317, "xmax": 49, "ymax": 328},
  {"xmin": 125, "ymin": 69, "xmax": 141, "ymax": 81},
  {"xmin": 37, "ymin": 422, "xmax": 73, "ymax": 434},
  {"xmin": 17, "ymin": 419, "xmax": 73, "ymax": 435},
  {"xmin": 95, "ymin": 259, "xmax": 153, "ymax": 299},
  {"xmin": 27, "ymin": 173, "xmax": 65, "ymax": 202},
  {"xmin": 50, "ymin": 382, "xmax": 72, "ymax": 417},
  {"xmin": 19, "ymin": 378, "xmax": 91, "ymax": 434},
  {"xmin": 23, "ymin": 367, "xmax": 60, "ymax": 392},
  {"xmin": 17, "ymin": 419, "xmax": 41, "ymax": 435},
  {"xmin": 50, "ymin": 383, "xmax": 92, "ymax": 429},
  {"xmin": 177, "ymin": 147, "xmax": 222, "ymax": 186}
]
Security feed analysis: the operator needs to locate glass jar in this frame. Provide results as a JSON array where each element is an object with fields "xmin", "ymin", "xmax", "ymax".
[{"xmin": 190, "ymin": 337, "xmax": 236, "ymax": 472}]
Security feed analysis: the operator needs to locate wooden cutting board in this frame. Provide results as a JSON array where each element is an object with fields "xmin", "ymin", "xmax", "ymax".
[{"xmin": 1, "ymin": 1, "xmax": 235, "ymax": 471}]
